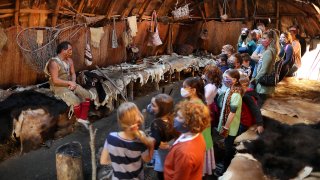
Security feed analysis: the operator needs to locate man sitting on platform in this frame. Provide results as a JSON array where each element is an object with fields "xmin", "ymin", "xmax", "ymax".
[{"xmin": 44, "ymin": 41, "xmax": 93, "ymax": 128}]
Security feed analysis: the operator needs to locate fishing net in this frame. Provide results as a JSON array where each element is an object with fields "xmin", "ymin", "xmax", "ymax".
[
  {"xmin": 16, "ymin": 23, "xmax": 85, "ymax": 72},
  {"xmin": 16, "ymin": 27, "xmax": 59, "ymax": 72}
]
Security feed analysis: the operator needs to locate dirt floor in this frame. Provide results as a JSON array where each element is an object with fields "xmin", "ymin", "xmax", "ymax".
[{"xmin": 0, "ymin": 76, "xmax": 319, "ymax": 180}]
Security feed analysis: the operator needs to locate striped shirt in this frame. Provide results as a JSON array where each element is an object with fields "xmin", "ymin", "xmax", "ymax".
[{"xmin": 103, "ymin": 132, "xmax": 148, "ymax": 180}]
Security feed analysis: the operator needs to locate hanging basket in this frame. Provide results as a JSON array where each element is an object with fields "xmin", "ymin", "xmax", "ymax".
[{"xmin": 172, "ymin": 3, "xmax": 190, "ymax": 20}]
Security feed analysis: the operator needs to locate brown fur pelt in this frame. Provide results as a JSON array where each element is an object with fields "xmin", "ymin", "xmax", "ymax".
[{"xmin": 173, "ymin": 44, "xmax": 194, "ymax": 56}]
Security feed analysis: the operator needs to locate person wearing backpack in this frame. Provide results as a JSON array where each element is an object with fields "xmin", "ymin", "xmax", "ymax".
[
  {"xmin": 279, "ymin": 32, "xmax": 294, "ymax": 81},
  {"xmin": 238, "ymin": 77, "xmax": 264, "ymax": 135}
]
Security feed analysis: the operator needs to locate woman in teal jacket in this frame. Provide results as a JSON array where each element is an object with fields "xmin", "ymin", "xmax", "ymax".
[{"xmin": 251, "ymin": 29, "xmax": 280, "ymax": 104}]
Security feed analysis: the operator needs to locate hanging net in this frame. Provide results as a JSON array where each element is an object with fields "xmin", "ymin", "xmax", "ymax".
[
  {"xmin": 16, "ymin": 27, "xmax": 60, "ymax": 72},
  {"xmin": 16, "ymin": 23, "xmax": 85, "ymax": 72}
]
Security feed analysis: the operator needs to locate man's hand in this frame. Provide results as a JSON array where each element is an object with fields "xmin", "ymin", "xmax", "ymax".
[
  {"xmin": 68, "ymin": 81, "xmax": 77, "ymax": 90},
  {"xmin": 256, "ymin": 125, "xmax": 264, "ymax": 134}
]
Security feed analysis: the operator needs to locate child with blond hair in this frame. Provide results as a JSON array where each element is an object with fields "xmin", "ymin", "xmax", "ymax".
[{"xmin": 100, "ymin": 102, "xmax": 154, "ymax": 180}]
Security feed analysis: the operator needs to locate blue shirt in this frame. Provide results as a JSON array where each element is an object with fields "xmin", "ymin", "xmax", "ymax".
[{"xmin": 254, "ymin": 44, "xmax": 264, "ymax": 54}]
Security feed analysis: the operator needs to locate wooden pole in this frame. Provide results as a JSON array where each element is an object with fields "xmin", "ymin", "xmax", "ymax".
[
  {"xmin": 203, "ymin": 0, "xmax": 211, "ymax": 18},
  {"xmin": 52, "ymin": 0, "xmax": 62, "ymax": 26},
  {"xmin": 128, "ymin": 81, "xmax": 134, "ymax": 101},
  {"xmin": 138, "ymin": 0, "xmax": 152, "ymax": 20},
  {"xmin": 89, "ymin": 125, "xmax": 97, "ymax": 180},
  {"xmin": 121, "ymin": 0, "xmax": 136, "ymax": 19},
  {"xmin": 276, "ymin": 0, "xmax": 280, "ymax": 29},
  {"xmin": 217, "ymin": 0, "xmax": 223, "ymax": 17},
  {"xmin": 157, "ymin": 0, "xmax": 169, "ymax": 17},
  {"xmin": 175, "ymin": 71, "xmax": 180, "ymax": 81},
  {"xmin": 244, "ymin": 0, "xmax": 248, "ymax": 21},
  {"xmin": 0, "ymin": 14, "xmax": 13, "ymax": 19},
  {"xmin": 14, "ymin": 0, "xmax": 20, "ymax": 26},
  {"xmin": 106, "ymin": 0, "xmax": 117, "ymax": 19},
  {"xmin": 77, "ymin": 0, "xmax": 85, "ymax": 13}
]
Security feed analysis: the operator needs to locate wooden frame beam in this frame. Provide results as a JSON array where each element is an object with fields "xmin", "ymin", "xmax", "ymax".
[
  {"xmin": 77, "ymin": 0, "xmax": 85, "ymax": 13},
  {"xmin": 244, "ymin": 0, "xmax": 248, "ymax": 21},
  {"xmin": 121, "ymin": 0, "xmax": 137, "ymax": 19},
  {"xmin": 0, "ymin": 14, "xmax": 13, "ymax": 19},
  {"xmin": 138, "ymin": 0, "xmax": 152, "ymax": 19},
  {"xmin": 14, "ymin": 0, "xmax": 20, "ymax": 26},
  {"xmin": 106, "ymin": 0, "xmax": 117, "ymax": 19},
  {"xmin": 157, "ymin": 0, "xmax": 169, "ymax": 17},
  {"xmin": 282, "ymin": 0, "xmax": 308, "ymax": 16},
  {"xmin": 52, "ymin": 0, "xmax": 62, "ymax": 26},
  {"xmin": 203, "ymin": 0, "xmax": 211, "ymax": 18},
  {"xmin": 276, "ymin": 0, "xmax": 280, "ymax": 29},
  {"xmin": 0, "ymin": 3, "xmax": 13, "ymax": 7}
]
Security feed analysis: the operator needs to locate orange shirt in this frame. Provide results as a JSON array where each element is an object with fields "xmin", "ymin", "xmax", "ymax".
[{"xmin": 164, "ymin": 134, "xmax": 206, "ymax": 180}]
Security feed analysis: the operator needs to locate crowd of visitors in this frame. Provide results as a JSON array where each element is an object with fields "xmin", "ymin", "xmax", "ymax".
[{"xmin": 99, "ymin": 23, "xmax": 304, "ymax": 179}]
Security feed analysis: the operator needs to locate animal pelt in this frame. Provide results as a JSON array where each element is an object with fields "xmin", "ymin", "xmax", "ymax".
[
  {"xmin": 13, "ymin": 108, "xmax": 55, "ymax": 153},
  {"xmin": 0, "ymin": 90, "xmax": 67, "ymax": 143},
  {"xmin": 238, "ymin": 117, "xmax": 320, "ymax": 180},
  {"xmin": 77, "ymin": 70, "xmax": 106, "ymax": 103}
]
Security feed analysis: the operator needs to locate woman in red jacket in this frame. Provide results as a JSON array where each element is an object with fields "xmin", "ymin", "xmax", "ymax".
[{"xmin": 164, "ymin": 101, "xmax": 211, "ymax": 180}]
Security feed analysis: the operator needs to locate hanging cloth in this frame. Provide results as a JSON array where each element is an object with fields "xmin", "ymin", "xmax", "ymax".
[
  {"xmin": 36, "ymin": 30, "xmax": 44, "ymax": 46},
  {"xmin": 90, "ymin": 27, "xmax": 104, "ymax": 48},
  {"xmin": 127, "ymin": 16, "xmax": 138, "ymax": 37},
  {"xmin": 111, "ymin": 17, "xmax": 118, "ymax": 48},
  {"xmin": 0, "ymin": 27, "xmax": 7, "ymax": 54},
  {"xmin": 122, "ymin": 20, "xmax": 133, "ymax": 47},
  {"xmin": 84, "ymin": 29, "xmax": 93, "ymax": 66}
]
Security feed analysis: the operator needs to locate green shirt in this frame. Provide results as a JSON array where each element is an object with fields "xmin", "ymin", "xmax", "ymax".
[
  {"xmin": 218, "ymin": 89, "xmax": 242, "ymax": 136},
  {"xmin": 190, "ymin": 99, "xmax": 213, "ymax": 149},
  {"xmin": 254, "ymin": 49, "xmax": 276, "ymax": 94},
  {"xmin": 228, "ymin": 93, "xmax": 242, "ymax": 136}
]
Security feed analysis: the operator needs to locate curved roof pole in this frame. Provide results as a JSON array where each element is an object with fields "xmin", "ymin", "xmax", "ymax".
[
  {"xmin": 52, "ymin": 0, "xmax": 62, "ymax": 27},
  {"xmin": 14, "ymin": 0, "xmax": 20, "ymax": 26},
  {"xmin": 276, "ymin": 0, "xmax": 279, "ymax": 29}
]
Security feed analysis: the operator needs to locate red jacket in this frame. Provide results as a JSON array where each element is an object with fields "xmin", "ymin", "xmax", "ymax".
[
  {"xmin": 241, "ymin": 88, "xmax": 263, "ymax": 127},
  {"xmin": 164, "ymin": 134, "xmax": 206, "ymax": 180}
]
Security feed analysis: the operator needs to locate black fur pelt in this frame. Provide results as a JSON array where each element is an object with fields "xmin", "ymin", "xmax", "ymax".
[
  {"xmin": 77, "ymin": 70, "xmax": 106, "ymax": 103},
  {"xmin": 0, "ymin": 90, "xmax": 67, "ymax": 142},
  {"xmin": 238, "ymin": 117, "xmax": 320, "ymax": 180}
]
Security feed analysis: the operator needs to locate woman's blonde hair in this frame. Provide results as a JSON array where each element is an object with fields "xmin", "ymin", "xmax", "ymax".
[
  {"xmin": 117, "ymin": 102, "xmax": 144, "ymax": 130},
  {"xmin": 175, "ymin": 101, "xmax": 210, "ymax": 133}
]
